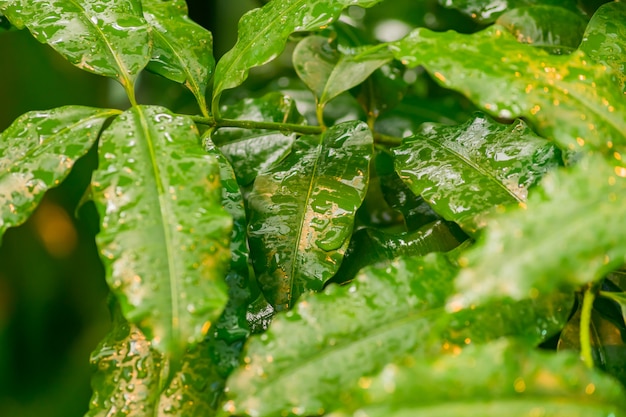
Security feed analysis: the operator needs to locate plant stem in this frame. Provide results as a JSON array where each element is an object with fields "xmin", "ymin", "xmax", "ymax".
[
  {"xmin": 580, "ymin": 285, "xmax": 596, "ymax": 369},
  {"xmin": 218, "ymin": 118, "xmax": 324, "ymax": 135},
  {"xmin": 374, "ymin": 132, "xmax": 402, "ymax": 147}
]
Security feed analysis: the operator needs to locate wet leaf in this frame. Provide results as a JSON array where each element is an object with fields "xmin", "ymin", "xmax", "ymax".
[
  {"xmin": 390, "ymin": 25, "xmax": 626, "ymax": 153},
  {"xmin": 496, "ymin": 6, "xmax": 587, "ymax": 54},
  {"xmin": 579, "ymin": 1, "xmax": 626, "ymax": 93},
  {"xmin": 142, "ymin": 0, "xmax": 214, "ymax": 116},
  {"xmin": 87, "ymin": 302, "xmax": 224, "ymax": 417},
  {"xmin": 293, "ymin": 35, "xmax": 391, "ymax": 108},
  {"xmin": 92, "ymin": 106, "xmax": 232, "ymax": 360},
  {"xmin": 247, "ymin": 121, "xmax": 372, "ymax": 311},
  {"xmin": 220, "ymin": 254, "xmax": 572, "ymax": 417},
  {"xmin": 0, "ymin": 0, "xmax": 150, "ymax": 98},
  {"xmin": 332, "ymin": 339, "xmax": 626, "ymax": 417},
  {"xmin": 438, "ymin": 0, "xmax": 581, "ymax": 23},
  {"xmin": 0, "ymin": 106, "xmax": 117, "ymax": 242},
  {"xmin": 450, "ymin": 154, "xmax": 626, "ymax": 309},
  {"xmin": 211, "ymin": 93, "xmax": 303, "ymax": 187},
  {"xmin": 393, "ymin": 113, "xmax": 561, "ymax": 233},
  {"xmin": 211, "ymin": 0, "xmax": 383, "ymax": 115}
]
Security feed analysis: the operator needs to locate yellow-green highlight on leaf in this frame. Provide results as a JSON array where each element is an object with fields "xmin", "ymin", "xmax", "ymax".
[
  {"xmin": 211, "ymin": 0, "xmax": 384, "ymax": 118},
  {"xmin": 0, "ymin": 106, "xmax": 118, "ymax": 243},
  {"xmin": 389, "ymin": 25, "xmax": 626, "ymax": 154},
  {"xmin": 579, "ymin": 1, "xmax": 626, "ymax": 94},
  {"xmin": 221, "ymin": 254, "xmax": 572, "ymax": 417},
  {"xmin": 449, "ymin": 154, "xmax": 626, "ymax": 310},
  {"xmin": 331, "ymin": 339, "xmax": 626, "ymax": 417},
  {"xmin": 92, "ymin": 106, "xmax": 232, "ymax": 361},
  {"xmin": 246, "ymin": 121, "xmax": 373, "ymax": 311},
  {"xmin": 142, "ymin": 0, "xmax": 215, "ymax": 117}
]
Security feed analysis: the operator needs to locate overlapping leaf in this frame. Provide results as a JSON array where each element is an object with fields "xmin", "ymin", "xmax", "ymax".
[
  {"xmin": 579, "ymin": 1, "xmax": 626, "ymax": 93},
  {"xmin": 247, "ymin": 121, "xmax": 372, "ymax": 310},
  {"xmin": 293, "ymin": 35, "xmax": 391, "ymax": 109},
  {"xmin": 92, "ymin": 106, "xmax": 232, "ymax": 359},
  {"xmin": 393, "ymin": 113, "xmax": 561, "ymax": 233},
  {"xmin": 220, "ymin": 254, "xmax": 572, "ymax": 417},
  {"xmin": 332, "ymin": 339, "xmax": 626, "ymax": 417},
  {"xmin": 211, "ymin": 0, "xmax": 384, "ymax": 115},
  {"xmin": 0, "ymin": 106, "xmax": 117, "ymax": 242},
  {"xmin": 0, "ymin": 0, "xmax": 150, "ymax": 98},
  {"xmin": 142, "ymin": 0, "xmax": 214, "ymax": 116},
  {"xmin": 438, "ymin": 0, "xmax": 581, "ymax": 23},
  {"xmin": 211, "ymin": 93, "xmax": 304, "ymax": 187},
  {"xmin": 496, "ymin": 6, "xmax": 587, "ymax": 54},
  {"xmin": 389, "ymin": 25, "xmax": 626, "ymax": 153},
  {"xmin": 450, "ymin": 154, "xmax": 626, "ymax": 309}
]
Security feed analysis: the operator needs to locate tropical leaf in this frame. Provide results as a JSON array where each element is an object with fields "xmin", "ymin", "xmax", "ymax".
[
  {"xmin": 389, "ymin": 25, "xmax": 626, "ymax": 153},
  {"xmin": 393, "ymin": 113, "xmax": 561, "ymax": 233},
  {"xmin": 332, "ymin": 339, "xmax": 626, "ymax": 417},
  {"xmin": 579, "ymin": 1, "xmax": 626, "ymax": 93},
  {"xmin": 0, "ymin": 0, "xmax": 150, "ymax": 100},
  {"xmin": 211, "ymin": 93, "xmax": 304, "ymax": 187},
  {"xmin": 247, "ymin": 121, "xmax": 372, "ymax": 310},
  {"xmin": 87, "ymin": 301, "xmax": 223, "ymax": 417},
  {"xmin": 0, "ymin": 106, "xmax": 118, "ymax": 242},
  {"xmin": 142, "ymin": 0, "xmax": 214, "ymax": 116},
  {"xmin": 210, "ymin": 0, "xmax": 384, "ymax": 116},
  {"xmin": 292, "ymin": 35, "xmax": 391, "ymax": 109},
  {"xmin": 438, "ymin": 0, "xmax": 581, "ymax": 23},
  {"xmin": 449, "ymin": 154, "xmax": 626, "ymax": 309},
  {"xmin": 220, "ymin": 254, "xmax": 573, "ymax": 417},
  {"xmin": 496, "ymin": 6, "xmax": 587, "ymax": 54},
  {"xmin": 92, "ymin": 106, "xmax": 232, "ymax": 359}
]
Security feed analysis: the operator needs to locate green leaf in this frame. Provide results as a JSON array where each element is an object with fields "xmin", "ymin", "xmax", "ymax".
[
  {"xmin": 142, "ymin": 0, "xmax": 214, "ymax": 116},
  {"xmin": 211, "ymin": 93, "xmax": 304, "ymax": 187},
  {"xmin": 601, "ymin": 291, "xmax": 626, "ymax": 326},
  {"xmin": 211, "ymin": 0, "xmax": 384, "ymax": 116},
  {"xmin": 390, "ymin": 26, "xmax": 626, "ymax": 153},
  {"xmin": 0, "ymin": 106, "xmax": 117, "ymax": 242},
  {"xmin": 87, "ymin": 301, "xmax": 224, "ymax": 417},
  {"xmin": 247, "ymin": 121, "xmax": 372, "ymax": 311},
  {"xmin": 496, "ymin": 6, "xmax": 587, "ymax": 54},
  {"xmin": 393, "ymin": 113, "xmax": 561, "ymax": 233},
  {"xmin": 450, "ymin": 154, "xmax": 626, "ymax": 309},
  {"xmin": 579, "ymin": 1, "xmax": 626, "ymax": 94},
  {"xmin": 92, "ymin": 106, "xmax": 232, "ymax": 359},
  {"xmin": 0, "ymin": 0, "xmax": 150, "ymax": 101},
  {"xmin": 293, "ymin": 35, "xmax": 391, "ymax": 108},
  {"xmin": 332, "ymin": 339, "xmax": 626, "ymax": 417},
  {"xmin": 220, "ymin": 254, "xmax": 573, "ymax": 417},
  {"xmin": 336, "ymin": 221, "xmax": 465, "ymax": 282},
  {"xmin": 438, "ymin": 0, "xmax": 581, "ymax": 23}
]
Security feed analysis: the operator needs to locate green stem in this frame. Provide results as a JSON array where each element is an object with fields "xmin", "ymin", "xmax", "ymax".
[
  {"xmin": 218, "ymin": 118, "xmax": 324, "ymax": 135},
  {"xmin": 315, "ymin": 104, "xmax": 326, "ymax": 129},
  {"xmin": 374, "ymin": 132, "xmax": 402, "ymax": 147},
  {"xmin": 580, "ymin": 285, "xmax": 596, "ymax": 369}
]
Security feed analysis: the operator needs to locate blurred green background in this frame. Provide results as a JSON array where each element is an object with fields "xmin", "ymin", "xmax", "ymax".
[{"xmin": 0, "ymin": 0, "xmax": 609, "ymax": 415}]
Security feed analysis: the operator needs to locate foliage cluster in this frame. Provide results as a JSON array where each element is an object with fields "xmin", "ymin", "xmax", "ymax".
[{"xmin": 1, "ymin": 0, "xmax": 626, "ymax": 415}]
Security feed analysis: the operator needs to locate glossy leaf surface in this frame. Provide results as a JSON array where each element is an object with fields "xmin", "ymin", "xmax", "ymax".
[
  {"xmin": 92, "ymin": 106, "xmax": 232, "ymax": 358},
  {"xmin": 332, "ymin": 339, "xmax": 626, "ymax": 417},
  {"xmin": 221, "ymin": 254, "xmax": 572, "ymax": 417},
  {"xmin": 211, "ymin": 93, "xmax": 303, "ymax": 186},
  {"xmin": 579, "ymin": 1, "xmax": 626, "ymax": 93},
  {"xmin": 0, "ymin": 106, "xmax": 117, "ymax": 241},
  {"xmin": 390, "ymin": 26, "xmax": 626, "ymax": 153},
  {"xmin": 393, "ymin": 113, "xmax": 561, "ymax": 232},
  {"xmin": 450, "ymin": 154, "xmax": 626, "ymax": 309},
  {"xmin": 438, "ymin": 0, "xmax": 581, "ymax": 23},
  {"xmin": 293, "ymin": 35, "xmax": 391, "ymax": 107},
  {"xmin": 247, "ymin": 121, "xmax": 372, "ymax": 310},
  {"xmin": 142, "ymin": 0, "xmax": 214, "ymax": 115},
  {"xmin": 496, "ymin": 6, "xmax": 587, "ymax": 54},
  {"xmin": 211, "ymin": 0, "xmax": 383, "ymax": 114},
  {"xmin": 87, "ymin": 303, "xmax": 223, "ymax": 417},
  {"xmin": 0, "ymin": 0, "xmax": 150, "ymax": 97}
]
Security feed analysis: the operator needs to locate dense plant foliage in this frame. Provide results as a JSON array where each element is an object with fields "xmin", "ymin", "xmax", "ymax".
[{"xmin": 1, "ymin": 0, "xmax": 626, "ymax": 415}]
